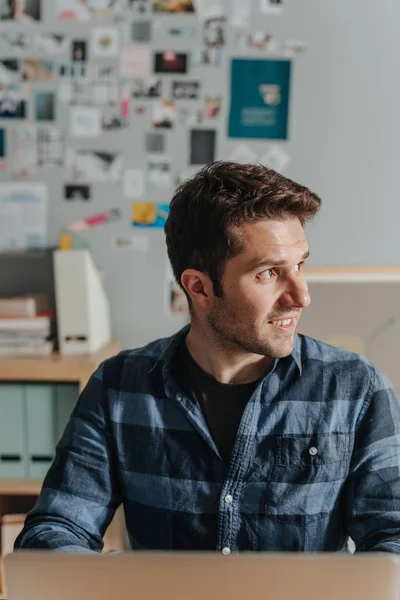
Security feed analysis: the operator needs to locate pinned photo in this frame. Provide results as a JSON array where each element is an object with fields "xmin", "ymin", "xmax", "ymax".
[
  {"xmin": 190, "ymin": 129, "xmax": 216, "ymax": 164},
  {"xmin": 178, "ymin": 107, "xmax": 203, "ymax": 126},
  {"xmin": 171, "ymin": 81, "xmax": 200, "ymax": 100},
  {"xmin": 37, "ymin": 126, "xmax": 64, "ymax": 168},
  {"xmin": 57, "ymin": 0, "xmax": 123, "ymax": 21},
  {"xmin": 91, "ymin": 27, "xmax": 119, "ymax": 57},
  {"xmin": 0, "ymin": 84, "xmax": 28, "ymax": 119},
  {"xmin": 146, "ymin": 132, "xmax": 165, "ymax": 153},
  {"xmin": 260, "ymin": 0, "xmax": 283, "ymax": 15},
  {"xmin": 154, "ymin": 52, "xmax": 188, "ymax": 74},
  {"xmin": 204, "ymin": 96, "xmax": 221, "ymax": 118},
  {"xmin": 152, "ymin": 0, "xmax": 194, "ymax": 13},
  {"xmin": 22, "ymin": 60, "xmax": 55, "ymax": 82},
  {"xmin": 64, "ymin": 184, "xmax": 91, "ymax": 201},
  {"xmin": 33, "ymin": 33, "xmax": 69, "ymax": 54},
  {"xmin": 131, "ymin": 201, "xmax": 170, "ymax": 228},
  {"xmin": 237, "ymin": 31, "xmax": 279, "ymax": 53},
  {"xmin": 35, "ymin": 92, "xmax": 56, "ymax": 121},
  {"xmin": 0, "ymin": 32, "xmax": 30, "ymax": 54},
  {"xmin": 203, "ymin": 17, "xmax": 226, "ymax": 47},
  {"xmin": 12, "ymin": 122, "xmax": 37, "ymax": 178},
  {"xmin": 0, "ymin": 128, "xmax": 6, "ymax": 170},
  {"xmin": 132, "ymin": 77, "xmax": 161, "ymax": 98},
  {"xmin": 192, "ymin": 46, "xmax": 222, "ymax": 67},
  {"xmin": 0, "ymin": 60, "xmax": 20, "ymax": 85},
  {"xmin": 101, "ymin": 116, "xmax": 125, "ymax": 130},
  {"xmin": 0, "ymin": 0, "xmax": 41, "ymax": 22},
  {"xmin": 147, "ymin": 156, "xmax": 172, "ymax": 189},
  {"xmin": 66, "ymin": 149, "xmax": 123, "ymax": 183},
  {"xmin": 72, "ymin": 40, "xmax": 87, "ymax": 62},
  {"xmin": 152, "ymin": 100, "xmax": 175, "ymax": 128},
  {"xmin": 128, "ymin": 0, "xmax": 149, "ymax": 13},
  {"xmin": 131, "ymin": 21, "xmax": 152, "ymax": 43},
  {"xmin": 58, "ymin": 65, "xmax": 118, "ymax": 106}
]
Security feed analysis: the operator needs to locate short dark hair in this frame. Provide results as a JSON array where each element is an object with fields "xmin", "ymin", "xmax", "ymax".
[{"xmin": 165, "ymin": 161, "xmax": 321, "ymax": 300}]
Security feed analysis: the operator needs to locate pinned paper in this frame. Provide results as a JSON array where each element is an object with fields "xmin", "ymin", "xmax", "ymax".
[
  {"xmin": 259, "ymin": 146, "xmax": 291, "ymax": 173},
  {"xmin": 114, "ymin": 235, "xmax": 149, "ymax": 253},
  {"xmin": 0, "ymin": 183, "xmax": 47, "ymax": 251},
  {"xmin": 33, "ymin": 33, "xmax": 69, "ymax": 54},
  {"xmin": 22, "ymin": 60, "xmax": 55, "ymax": 82},
  {"xmin": 132, "ymin": 202, "xmax": 170, "ymax": 227},
  {"xmin": 231, "ymin": 0, "xmax": 252, "ymax": 28},
  {"xmin": 123, "ymin": 169, "xmax": 145, "ymax": 198},
  {"xmin": 120, "ymin": 46, "xmax": 151, "ymax": 78},
  {"xmin": 193, "ymin": 0, "xmax": 223, "ymax": 20},
  {"xmin": 91, "ymin": 27, "xmax": 119, "ymax": 58},
  {"xmin": 13, "ymin": 122, "xmax": 37, "ymax": 178},
  {"xmin": 66, "ymin": 149, "xmax": 123, "ymax": 183},
  {"xmin": 147, "ymin": 156, "xmax": 172, "ymax": 189},
  {"xmin": 70, "ymin": 107, "xmax": 101, "ymax": 137}
]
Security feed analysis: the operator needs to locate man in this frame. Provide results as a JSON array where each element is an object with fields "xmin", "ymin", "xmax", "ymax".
[{"xmin": 15, "ymin": 161, "xmax": 400, "ymax": 554}]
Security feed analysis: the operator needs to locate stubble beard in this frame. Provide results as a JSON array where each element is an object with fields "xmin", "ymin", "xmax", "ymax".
[{"xmin": 206, "ymin": 302, "xmax": 296, "ymax": 359}]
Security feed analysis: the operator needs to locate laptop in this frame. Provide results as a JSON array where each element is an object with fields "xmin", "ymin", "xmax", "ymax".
[{"xmin": 4, "ymin": 551, "xmax": 400, "ymax": 600}]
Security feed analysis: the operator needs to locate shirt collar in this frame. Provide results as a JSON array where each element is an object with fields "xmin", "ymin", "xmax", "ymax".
[{"xmin": 153, "ymin": 324, "xmax": 302, "ymax": 376}]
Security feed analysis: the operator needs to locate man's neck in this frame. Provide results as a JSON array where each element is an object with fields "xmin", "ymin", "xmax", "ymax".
[{"xmin": 184, "ymin": 324, "xmax": 274, "ymax": 385}]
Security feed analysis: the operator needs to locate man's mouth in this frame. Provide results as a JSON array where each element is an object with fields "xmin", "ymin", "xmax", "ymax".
[{"xmin": 268, "ymin": 318, "xmax": 296, "ymax": 331}]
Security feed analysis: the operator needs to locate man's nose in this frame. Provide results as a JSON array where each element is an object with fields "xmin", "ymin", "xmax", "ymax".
[{"xmin": 279, "ymin": 277, "xmax": 311, "ymax": 309}]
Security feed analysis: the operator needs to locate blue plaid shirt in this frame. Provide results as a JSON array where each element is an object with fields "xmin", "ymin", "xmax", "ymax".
[{"xmin": 15, "ymin": 325, "xmax": 400, "ymax": 554}]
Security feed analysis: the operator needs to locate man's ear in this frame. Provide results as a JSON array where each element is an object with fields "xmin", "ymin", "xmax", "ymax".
[{"xmin": 181, "ymin": 269, "xmax": 213, "ymax": 311}]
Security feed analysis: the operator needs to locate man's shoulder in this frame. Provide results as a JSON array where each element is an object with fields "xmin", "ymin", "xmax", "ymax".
[
  {"xmin": 99, "ymin": 333, "xmax": 176, "ymax": 390},
  {"xmin": 297, "ymin": 333, "xmax": 374, "ymax": 374}
]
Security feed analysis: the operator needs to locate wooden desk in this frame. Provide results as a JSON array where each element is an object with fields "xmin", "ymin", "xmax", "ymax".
[
  {"xmin": 0, "ymin": 339, "xmax": 121, "ymax": 392},
  {"xmin": 0, "ymin": 341, "xmax": 126, "ymax": 598}
]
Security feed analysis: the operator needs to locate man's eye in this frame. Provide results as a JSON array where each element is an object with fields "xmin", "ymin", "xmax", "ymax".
[
  {"xmin": 259, "ymin": 269, "xmax": 274, "ymax": 279},
  {"xmin": 295, "ymin": 262, "xmax": 304, "ymax": 272}
]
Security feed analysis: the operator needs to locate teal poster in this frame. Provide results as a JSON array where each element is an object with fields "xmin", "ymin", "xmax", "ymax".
[{"xmin": 228, "ymin": 59, "xmax": 291, "ymax": 140}]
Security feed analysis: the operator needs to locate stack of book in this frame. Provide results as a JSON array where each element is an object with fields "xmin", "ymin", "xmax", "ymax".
[{"xmin": 0, "ymin": 295, "xmax": 53, "ymax": 357}]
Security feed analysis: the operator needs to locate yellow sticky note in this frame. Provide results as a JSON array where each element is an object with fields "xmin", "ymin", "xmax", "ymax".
[{"xmin": 132, "ymin": 202, "xmax": 156, "ymax": 225}]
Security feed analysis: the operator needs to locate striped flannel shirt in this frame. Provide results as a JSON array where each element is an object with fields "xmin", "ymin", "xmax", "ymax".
[{"xmin": 15, "ymin": 325, "xmax": 400, "ymax": 554}]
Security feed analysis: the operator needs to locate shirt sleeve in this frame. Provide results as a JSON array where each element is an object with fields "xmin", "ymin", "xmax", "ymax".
[
  {"xmin": 14, "ymin": 361, "xmax": 122, "ymax": 553},
  {"xmin": 345, "ymin": 363, "xmax": 400, "ymax": 553}
]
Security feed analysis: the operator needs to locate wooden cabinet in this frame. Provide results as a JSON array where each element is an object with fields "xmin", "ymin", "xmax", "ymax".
[{"xmin": 0, "ymin": 341, "xmax": 126, "ymax": 598}]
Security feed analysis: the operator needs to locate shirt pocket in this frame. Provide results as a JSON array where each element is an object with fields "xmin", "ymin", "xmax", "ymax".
[{"xmin": 265, "ymin": 433, "xmax": 351, "ymax": 525}]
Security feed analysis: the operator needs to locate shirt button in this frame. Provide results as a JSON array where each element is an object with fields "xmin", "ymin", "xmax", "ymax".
[
  {"xmin": 309, "ymin": 446, "xmax": 318, "ymax": 456},
  {"xmin": 224, "ymin": 494, "xmax": 233, "ymax": 503},
  {"xmin": 222, "ymin": 547, "xmax": 231, "ymax": 556}
]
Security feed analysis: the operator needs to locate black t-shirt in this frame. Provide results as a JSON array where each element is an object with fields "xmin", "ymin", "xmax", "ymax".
[{"xmin": 172, "ymin": 339, "xmax": 260, "ymax": 466}]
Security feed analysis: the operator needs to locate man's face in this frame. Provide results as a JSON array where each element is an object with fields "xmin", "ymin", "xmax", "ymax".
[{"xmin": 206, "ymin": 217, "xmax": 311, "ymax": 358}]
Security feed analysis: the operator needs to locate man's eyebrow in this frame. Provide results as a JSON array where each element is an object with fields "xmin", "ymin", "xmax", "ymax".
[{"xmin": 249, "ymin": 250, "xmax": 310, "ymax": 270}]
